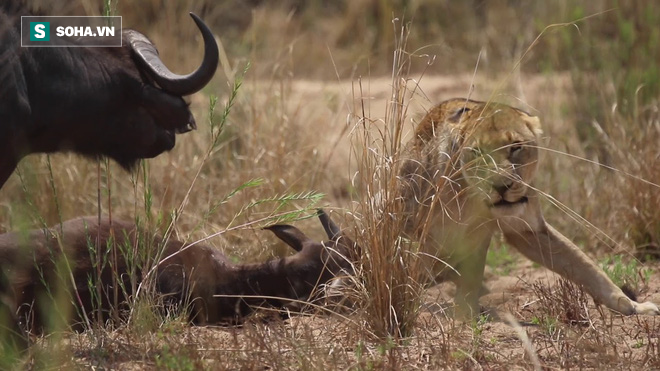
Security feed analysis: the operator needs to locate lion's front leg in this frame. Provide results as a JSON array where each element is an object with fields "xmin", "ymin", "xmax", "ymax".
[
  {"xmin": 503, "ymin": 222, "xmax": 659, "ymax": 316},
  {"xmin": 452, "ymin": 233, "xmax": 492, "ymax": 320}
]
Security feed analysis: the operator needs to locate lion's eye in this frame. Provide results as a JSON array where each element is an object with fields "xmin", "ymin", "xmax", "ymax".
[
  {"xmin": 449, "ymin": 107, "xmax": 471, "ymax": 122},
  {"xmin": 509, "ymin": 142, "xmax": 523, "ymax": 155}
]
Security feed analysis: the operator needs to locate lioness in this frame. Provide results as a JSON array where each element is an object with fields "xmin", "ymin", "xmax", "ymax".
[{"xmin": 398, "ymin": 98, "xmax": 659, "ymax": 318}]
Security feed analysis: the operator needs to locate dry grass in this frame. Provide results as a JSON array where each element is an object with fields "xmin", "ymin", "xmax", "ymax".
[
  {"xmin": 1, "ymin": 0, "xmax": 660, "ymax": 369},
  {"xmin": 343, "ymin": 23, "xmax": 429, "ymax": 340}
]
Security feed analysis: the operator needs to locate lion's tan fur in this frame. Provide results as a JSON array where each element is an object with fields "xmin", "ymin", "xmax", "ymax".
[{"xmin": 398, "ymin": 98, "xmax": 658, "ymax": 318}]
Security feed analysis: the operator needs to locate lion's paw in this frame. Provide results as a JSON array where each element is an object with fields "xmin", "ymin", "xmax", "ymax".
[{"xmin": 633, "ymin": 301, "xmax": 660, "ymax": 315}]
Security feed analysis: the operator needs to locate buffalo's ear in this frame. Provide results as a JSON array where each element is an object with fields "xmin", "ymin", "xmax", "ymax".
[
  {"xmin": 264, "ymin": 225, "xmax": 311, "ymax": 252},
  {"xmin": 317, "ymin": 209, "xmax": 341, "ymax": 240}
]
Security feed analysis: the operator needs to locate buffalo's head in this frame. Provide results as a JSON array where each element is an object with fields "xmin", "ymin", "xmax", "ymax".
[{"xmin": 0, "ymin": 7, "xmax": 219, "ymax": 188}]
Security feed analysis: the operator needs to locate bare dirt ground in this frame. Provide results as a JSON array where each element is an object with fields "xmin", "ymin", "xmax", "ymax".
[{"xmin": 80, "ymin": 262, "xmax": 659, "ymax": 370}]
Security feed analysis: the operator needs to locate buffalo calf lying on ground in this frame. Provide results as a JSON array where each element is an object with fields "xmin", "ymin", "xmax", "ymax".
[
  {"xmin": 0, "ymin": 0, "xmax": 219, "ymax": 189},
  {"xmin": 0, "ymin": 210, "xmax": 355, "ymax": 348}
]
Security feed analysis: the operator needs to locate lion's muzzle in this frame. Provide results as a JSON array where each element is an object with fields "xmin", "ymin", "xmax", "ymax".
[{"xmin": 492, "ymin": 195, "xmax": 529, "ymax": 208}]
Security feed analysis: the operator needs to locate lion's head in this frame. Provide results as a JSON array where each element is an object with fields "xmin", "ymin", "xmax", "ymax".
[
  {"xmin": 415, "ymin": 98, "xmax": 543, "ymax": 214},
  {"xmin": 404, "ymin": 99, "xmax": 660, "ymax": 318}
]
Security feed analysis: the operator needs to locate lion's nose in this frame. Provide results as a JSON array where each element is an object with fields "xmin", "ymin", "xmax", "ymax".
[{"xmin": 493, "ymin": 183, "xmax": 511, "ymax": 197}]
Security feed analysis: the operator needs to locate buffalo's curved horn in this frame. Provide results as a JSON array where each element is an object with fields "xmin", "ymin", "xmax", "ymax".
[{"xmin": 128, "ymin": 12, "xmax": 218, "ymax": 96}]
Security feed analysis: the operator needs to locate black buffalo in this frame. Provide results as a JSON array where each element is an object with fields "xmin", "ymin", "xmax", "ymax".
[{"xmin": 0, "ymin": 1, "xmax": 219, "ymax": 189}]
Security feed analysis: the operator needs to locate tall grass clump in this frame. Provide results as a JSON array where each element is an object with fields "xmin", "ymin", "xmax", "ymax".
[
  {"xmin": 549, "ymin": 3, "xmax": 660, "ymax": 254},
  {"xmin": 601, "ymin": 104, "xmax": 660, "ymax": 258},
  {"xmin": 349, "ymin": 20, "xmax": 428, "ymax": 339}
]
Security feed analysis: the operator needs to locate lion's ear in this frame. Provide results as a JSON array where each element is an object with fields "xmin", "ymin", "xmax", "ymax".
[{"xmin": 524, "ymin": 115, "xmax": 543, "ymax": 138}]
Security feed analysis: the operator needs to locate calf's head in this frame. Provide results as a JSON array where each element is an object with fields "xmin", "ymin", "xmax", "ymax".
[
  {"xmin": 210, "ymin": 209, "xmax": 357, "ymax": 321},
  {"xmin": 266, "ymin": 209, "xmax": 356, "ymax": 290}
]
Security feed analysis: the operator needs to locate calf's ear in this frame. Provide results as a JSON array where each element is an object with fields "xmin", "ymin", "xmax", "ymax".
[
  {"xmin": 317, "ymin": 209, "xmax": 341, "ymax": 241},
  {"xmin": 264, "ymin": 225, "xmax": 311, "ymax": 252}
]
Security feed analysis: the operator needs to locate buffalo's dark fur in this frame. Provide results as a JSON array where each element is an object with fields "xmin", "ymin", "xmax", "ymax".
[
  {"xmin": 0, "ymin": 1, "xmax": 218, "ymax": 189},
  {"xmin": 0, "ymin": 210, "xmax": 355, "ymax": 350}
]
